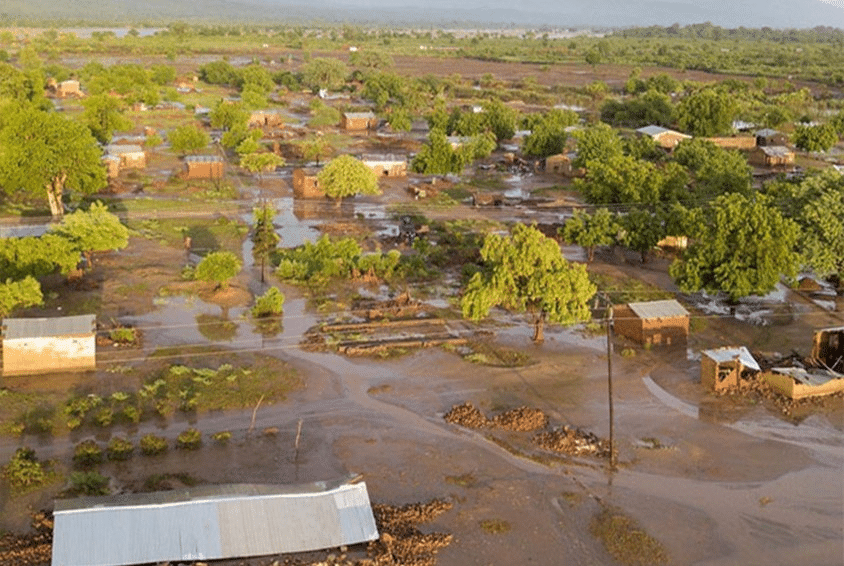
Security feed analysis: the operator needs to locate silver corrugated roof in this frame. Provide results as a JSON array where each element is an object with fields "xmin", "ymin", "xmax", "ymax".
[
  {"xmin": 105, "ymin": 144, "xmax": 144, "ymax": 155},
  {"xmin": 702, "ymin": 346, "xmax": 760, "ymax": 371},
  {"xmin": 184, "ymin": 155, "xmax": 223, "ymax": 163},
  {"xmin": 758, "ymin": 145, "xmax": 793, "ymax": 157},
  {"xmin": 626, "ymin": 300, "xmax": 689, "ymax": 320},
  {"xmin": 52, "ymin": 478, "xmax": 379, "ymax": 566},
  {"xmin": 343, "ymin": 111, "xmax": 375, "ymax": 118},
  {"xmin": 770, "ymin": 367, "xmax": 843, "ymax": 386},
  {"xmin": 3, "ymin": 315, "xmax": 95, "ymax": 340}
]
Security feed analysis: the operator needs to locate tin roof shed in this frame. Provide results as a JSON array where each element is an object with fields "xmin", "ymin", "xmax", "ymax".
[
  {"xmin": 51, "ymin": 478, "xmax": 379, "ymax": 566},
  {"xmin": 702, "ymin": 346, "xmax": 760, "ymax": 371},
  {"xmin": 626, "ymin": 300, "xmax": 689, "ymax": 320},
  {"xmin": 2, "ymin": 315, "xmax": 95, "ymax": 340}
]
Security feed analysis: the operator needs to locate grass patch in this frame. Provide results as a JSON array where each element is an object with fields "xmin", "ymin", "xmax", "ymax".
[
  {"xmin": 127, "ymin": 213, "xmax": 248, "ymax": 256},
  {"xmin": 462, "ymin": 339, "xmax": 533, "ymax": 367},
  {"xmin": 141, "ymin": 472, "xmax": 203, "ymax": 492},
  {"xmin": 589, "ymin": 272, "xmax": 673, "ymax": 304},
  {"xmin": 479, "ymin": 519, "xmax": 511, "ymax": 534},
  {"xmin": 589, "ymin": 507, "xmax": 669, "ymax": 566},
  {"xmin": 444, "ymin": 472, "xmax": 478, "ymax": 488}
]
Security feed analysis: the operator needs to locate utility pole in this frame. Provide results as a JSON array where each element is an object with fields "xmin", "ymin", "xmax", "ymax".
[{"xmin": 604, "ymin": 297, "xmax": 616, "ymax": 471}]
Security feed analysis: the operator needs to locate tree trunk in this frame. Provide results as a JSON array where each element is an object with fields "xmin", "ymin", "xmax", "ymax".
[
  {"xmin": 532, "ymin": 312, "xmax": 546, "ymax": 343},
  {"xmin": 47, "ymin": 175, "xmax": 66, "ymax": 218},
  {"xmin": 588, "ymin": 246, "xmax": 595, "ymax": 262}
]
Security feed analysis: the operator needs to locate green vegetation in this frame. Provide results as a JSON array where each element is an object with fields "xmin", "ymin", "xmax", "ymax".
[
  {"xmin": 590, "ymin": 507, "xmax": 668, "ymax": 566},
  {"xmin": 479, "ymin": 519, "xmax": 511, "ymax": 534},
  {"xmin": 176, "ymin": 427, "xmax": 202, "ymax": 450},
  {"xmin": 106, "ymin": 436, "xmax": 134, "ymax": 460},
  {"xmin": 193, "ymin": 251, "xmax": 242, "ymax": 289},
  {"xmin": 462, "ymin": 224, "xmax": 596, "ymax": 342},
  {"xmin": 73, "ymin": 440, "xmax": 104, "ymax": 468},
  {"xmin": 66, "ymin": 471, "xmax": 110, "ymax": 496},
  {"xmin": 139, "ymin": 434, "xmax": 168, "ymax": 456},
  {"xmin": 317, "ymin": 154, "xmax": 380, "ymax": 202},
  {"xmin": 252, "ymin": 287, "xmax": 285, "ymax": 317},
  {"xmin": 3, "ymin": 447, "xmax": 53, "ymax": 492},
  {"xmin": 168, "ymin": 123, "xmax": 211, "ymax": 154}
]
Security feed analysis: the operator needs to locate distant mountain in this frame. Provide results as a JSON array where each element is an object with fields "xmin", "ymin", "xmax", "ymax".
[{"xmin": 2, "ymin": 0, "xmax": 844, "ymax": 29}]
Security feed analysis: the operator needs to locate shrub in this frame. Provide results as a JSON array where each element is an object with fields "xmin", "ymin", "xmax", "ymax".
[
  {"xmin": 73, "ymin": 440, "xmax": 104, "ymax": 467},
  {"xmin": 3, "ymin": 448, "xmax": 48, "ymax": 490},
  {"xmin": 106, "ymin": 437, "xmax": 134, "ymax": 461},
  {"xmin": 67, "ymin": 471, "xmax": 110, "ymax": 496},
  {"xmin": 109, "ymin": 327, "xmax": 137, "ymax": 344},
  {"xmin": 93, "ymin": 407, "xmax": 114, "ymax": 427},
  {"xmin": 251, "ymin": 287, "xmax": 285, "ymax": 317},
  {"xmin": 211, "ymin": 431, "xmax": 232, "ymax": 444},
  {"xmin": 176, "ymin": 428, "xmax": 202, "ymax": 450},
  {"xmin": 194, "ymin": 251, "xmax": 242, "ymax": 289},
  {"xmin": 139, "ymin": 433, "xmax": 168, "ymax": 456}
]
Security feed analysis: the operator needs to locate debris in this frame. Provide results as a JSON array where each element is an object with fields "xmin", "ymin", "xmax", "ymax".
[{"xmin": 533, "ymin": 426, "xmax": 612, "ymax": 458}]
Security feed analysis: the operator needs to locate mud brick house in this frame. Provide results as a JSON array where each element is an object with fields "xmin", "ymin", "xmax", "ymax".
[
  {"xmin": 340, "ymin": 111, "xmax": 377, "ymax": 131},
  {"xmin": 56, "ymin": 79, "xmax": 82, "ymax": 98},
  {"xmin": 102, "ymin": 154, "xmax": 121, "ymax": 179},
  {"xmin": 703, "ymin": 136, "xmax": 757, "ymax": 150},
  {"xmin": 184, "ymin": 155, "xmax": 225, "ymax": 180},
  {"xmin": 52, "ymin": 477, "xmax": 379, "ymax": 566},
  {"xmin": 105, "ymin": 144, "xmax": 146, "ymax": 169},
  {"xmin": 700, "ymin": 346, "xmax": 761, "ymax": 391},
  {"xmin": 749, "ymin": 145, "xmax": 795, "ymax": 167},
  {"xmin": 811, "ymin": 326, "xmax": 844, "ymax": 372},
  {"xmin": 635, "ymin": 125, "xmax": 692, "ymax": 150},
  {"xmin": 755, "ymin": 128, "xmax": 789, "ymax": 147},
  {"xmin": 543, "ymin": 153, "xmax": 585, "ymax": 177},
  {"xmin": 1, "ymin": 315, "xmax": 96, "ymax": 376},
  {"xmin": 613, "ymin": 299, "xmax": 689, "ymax": 346},
  {"xmin": 361, "ymin": 155, "xmax": 407, "ymax": 177},
  {"xmin": 762, "ymin": 367, "xmax": 844, "ymax": 399},
  {"xmin": 292, "ymin": 167, "xmax": 324, "ymax": 198},
  {"xmin": 248, "ymin": 110, "xmax": 286, "ymax": 129}
]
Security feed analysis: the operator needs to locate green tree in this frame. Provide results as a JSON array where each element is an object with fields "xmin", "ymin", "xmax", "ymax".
[
  {"xmin": 481, "ymin": 99, "xmax": 518, "ymax": 141},
  {"xmin": 673, "ymin": 139, "xmax": 751, "ymax": 198},
  {"xmin": 461, "ymin": 223, "xmax": 596, "ymax": 342},
  {"xmin": 81, "ymin": 94, "xmax": 132, "ymax": 144},
  {"xmin": 620, "ymin": 209, "xmax": 665, "ymax": 263},
  {"xmin": 251, "ymin": 286, "xmax": 285, "ymax": 317},
  {"xmin": 0, "ymin": 276, "xmax": 43, "ymax": 317},
  {"xmin": 349, "ymin": 50, "xmax": 394, "ymax": 69},
  {"xmin": 670, "ymin": 193, "xmax": 800, "ymax": 301},
  {"xmin": 301, "ymin": 57, "xmax": 348, "ymax": 91},
  {"xmin": 0, "ymin": 106, "xmax": 106, "ymax": 217},
  {"xmin": 792, "ymin": 124, "xmax": 838, "ymax": 152},
  {"xmin": 571, "ymin": 123, "xmax": 623, "ymax": 169},
  {"xmin": 251, "ymin": 202, "xmax": 279, "ymax": 283},
  {"xmin": 560, "ymin": 208, "xmax": 619, "ymax": 262},
  {"xmin": 168, "ymin": 124, "xmax": 210, "ymax": 155},
  {"xmin": 198, "ymin": 60, "xmax": 238, "ymax": 85},
  {"xmin": 675, "ymin": 88, "xmax": 737, "ymax": 137},
  {"xmin": 522, "ymin": 109, "xmax": 578, "ymax": 158},
  {"xmin": 301, "ymin": 135, "xmax": 331, "ymax": 165},
  {"xmin": 240, "ymin": 152, "xmax": 284, "ymax": 183},
  {"xmin": 576, "ymin": 154, "xmax": 670, "ymax": 205},
  {"xmin": 50, "ymin": 201, "xmax": 129, "ymax": 267},
  {"xmin": 210, "ymin": 100, "xmax": 248, "ymax": 131},
  {"xmin": 317, "ymin": 154, "xmax": 379, "ymax": 204},
  {"xmin": 194, "ymin": 251, "xmax": 242, "ymax": 289}
]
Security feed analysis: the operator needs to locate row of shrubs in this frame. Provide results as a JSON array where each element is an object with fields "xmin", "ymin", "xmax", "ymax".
[{"xmin": 72, "ymin": 429, "xmax": 232, "ymax": 466}]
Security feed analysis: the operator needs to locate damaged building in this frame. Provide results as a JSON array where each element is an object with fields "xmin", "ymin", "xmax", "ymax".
[{"xmin": 701, "ymin": 346, "xmax": 761, "ymax": 392}]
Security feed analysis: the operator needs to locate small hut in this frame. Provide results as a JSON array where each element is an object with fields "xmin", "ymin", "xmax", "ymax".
[
  {"xmin": 700, "ymin": 347, "xmax": 760, "ymax": 391},
  {"xmin": 184, "ymin": 155, "xmax": 225, "ymax": 180},
  {"xmin": 340, "ymin": 111, "xmax": 377, "ymax": 131},
  {"xmin": 361, "ymin": 155, "xmax": 407, "ymax": 177},
  {"xmin": 292, "ymin": 168, "xmax": 324, "ymax": 198},
  {"xmin": 613, "ymin": 300, "xmax": 689, "ymax": 346}
]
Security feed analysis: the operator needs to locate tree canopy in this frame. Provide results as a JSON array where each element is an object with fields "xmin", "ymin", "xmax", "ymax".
[
  {"xmin": 50, "ymin": 201, "xmax": 129, "ymax": 265},
  {"xmin": 168, "ymin": 124, "xmax": 210, "ymax": 155},
  {"xmin": 669, "ymin": 193, "xmax": 800, "ymax": 301},
  {"xmin": 194, "ymin": 251, "xmax": 242, "ymax": 289},
  {"xmin": 559, "ymin": 208, "xmax": 619, "ymax": 262},
  {"xmin": 317, "ymin": 155, "xmax": 379, "ymax": 202},
  {"xmin": 81, "ymin": 94, "xmax": 132, "ymax": 144},
  {"xmin": 675, "ymin": 88, "xmax": 737, "ymax": 137},
  {"xmin": 521, "ymin": 109, "xmax": 578, "ymax": 158},
  {"xmin": 792, "ymin": 124, "xmax": 839, "ymax": 153},
  {"xmin": 461, "ymin": 223, "xmax": 596, "ymax": 342},
  {"xmin": 0, "ymin": 106, "xmax": 106, "ymax": 216}
]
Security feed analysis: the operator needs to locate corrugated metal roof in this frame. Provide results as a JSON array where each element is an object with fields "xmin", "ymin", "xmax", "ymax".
[
  {"xmin": 626, "ymin": 300, "xmax": 689, "ymax": 320},
  {"xmin": 105, "ymin": 144, "xmax": 144, "ymax": 155},
  {"xmin": 52, "ymin": 479, "xmax": 379, "ymax": 566},
  {"xmin": 361, "ymin": 154, "xmax": 406, "ymax": 163},
  {"xmin": 3, "ymin": 315, "xmax": 95, "ymax": 340},
  {"xmin": 758, "ymin": 145, "xmax": 793, "ymax": 157},
  {"xmin": 754, "ymin": 128, "xmax": 780, "ymax": 137},
  {"xmin": 185, "ymin": 155, "xmax": 223, "ymax": 163},
  {"xmin": 770, "ymin": 367, "xmax": 843, "ymax": 386},
  {"xmin": 702, "ymin": 346, "xmax": 760, "ymax": 371},
  {"xmin": 343, "ymin": 111, "xmax": 375, "ymax": 119}
]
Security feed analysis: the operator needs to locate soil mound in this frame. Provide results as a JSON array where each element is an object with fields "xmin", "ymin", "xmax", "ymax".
[
  {"xmin": 0, "ymin": 512, "xmax": 53, "ymax": 566},
  {"xmin": 534, "ymin": 426, "xmax": 611, "ymax": 457},
  {"xmin": 443, "ymin": 402, "xmax": 490, "ymax": 429},
  {"xmin": 492, "ymin": 406, "xmax": 549, "ymax": 431}
]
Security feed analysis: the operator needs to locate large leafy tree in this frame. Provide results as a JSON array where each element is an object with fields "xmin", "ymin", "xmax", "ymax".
[
  {"xmin": 577, "ymin": 154, "xmax": 687, "ymax": 205},
  {"xmin": 522, "ymin": 109, "xmax": 578, "ymax": 158},
  {"xmin": 168, "ymin": 124, "xmax": 210, "ymax": 155},
  {"xmin": 301, "ymin": 58, "xmax": 348, "ymax": 91},
  {"xmin": 792, "ymin": 124, "xmax": 838, "ymax": 153},
  {"xmin": 461, "ymin": 223, "xmax": 596, "ymax": 342},
  {"xmin": 670, "ymin": 193, "xmax": 800, "ymax": 301},
  {"xmin": 317, "ymin": 154, "xmax": 379, "ymax": 203},
  {"xmin": 50, "ymin": 201, "xmax": 129, "ymax": 267},
  {"xmin": 560, "ymin": 208, "xmax": 619, "ymax": 262},
  {"xmin": 194, "ymin": 251, "xmax": 242, "ymax": 290},
  {"xmin": 0, "ymin": 276, "xmax": 43, "ymax": 318},
  {"xmin": 82, "ymin": 94, "xmax": 133, "ymax": 144},
  {"xmin": 0, "ymin": 233, "xmax": 78, "ymax": 279},
  {"xmin": 620, "ymin": 209, "xmax": 665, "ymax": 263},
  {"xmin": 571, "ymin": 123, "xmax": 623, "ymax": 169},
  {"xmin": 675, "ymin": 88, "xmax": 737, "ymax": 137},
  {"xmin": 673, "ymin": 139, "xmax": 751, "ymax": 198},
  {"xmin": 0, "ymin": 106, "xmax": 106, "ymax": 217}
]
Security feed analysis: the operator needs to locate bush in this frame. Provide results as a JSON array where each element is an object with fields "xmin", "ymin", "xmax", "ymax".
[
  {"xmin": 251, "ymin": 287, "xmax": 285, "ymax": 317},
  {"xmin": 176, "ymin": 428, "xmax": 202, "ymax": 450},
  {"xmin": 109, "ymin": 327, "xmax": 137, "ymax": 344},
  {"xmin": 139, "ymin": 433, "xmax": 168, "ymax": 456},
  {"xmin": 67, "ymin": 471, "xmax": 110, "ymax": 496},
  {"xmin": 93, "ymin": 407, "xmax": 114, "ymax": 427},
  {"xmin": 3, "ymin": 448, "xmax": 48, "ymax": 490},
  {"xmin": 211, "ymin": 431, "xmax": 232, "ymax": 444},
  {"xmin": 194, "ymin": 251, "xmax": 242, "ymax": 289},
  {"xmin": 106, "ymin": 437, "xmax": 134, "ymax": 461},
  {"xmin": 73, "ymin": 440, "xmax": 104, "ymax": 467}
]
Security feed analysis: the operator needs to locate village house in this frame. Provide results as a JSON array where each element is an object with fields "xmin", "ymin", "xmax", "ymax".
[
  {"xmin": 700, "ymin": 346, "xmax": 761, "ymax": 392},
  {"xmin": 635, "ymin": 125, "xmax": 692, "ymax": 150},
  {"xmin": 248, "ymin": 110, "xmax": 286, "ymax": 129},
  {"xmin": 762, "ymin": 367, "xmax": 844, "ymax": 399},
  {"xmin": 749, "ymin": 145, "xmax": 795, "ymax": 167},
  {"xmin": 292, "ymin": 167, "xmax": 324, "ymax": 198},
  {"xmin": 811, "ymin": 326, "xmax": 844, "ymax": 372},
  {"xmin": 361, "ymin": 154, "xmax": 407, "ymax": 177},
  {"xmin": 51, "ymin": 477, "xmax": 379, "ymax": 566},
  {"xmin": 340, "ymin": 111, "xmax": 377, "ymax": 131},
  {"xmin": 105, "ymin": 144, "xmax": 146, "ymax": 169},
  {"xmin": 703, "ymin": 136, "xmax": 757, "ymax": 150},
  {"xmin": 755, "ymin": 128, "xmax": 789, "ymax": 147},
  {"xmin": 183, "ymin": 155, "xmax": 225, "ymax": 180},
  {"xmin": 55, "ymin": 79, "xmax": 82, "ymax": 98},
  {"xmin": 542, "ymin": 153, "xmax": 585, "ymax": 177},
  {"xmin": 2, "ymin": 315, "xmax": 96, "ymax": 376},
  {"xmin": 613, "ymin": 299, "xmax": 690, "ymax": 346},
  {"xmin": 102, "ymin": 154, "xmax": 121, "ymax": 179}
]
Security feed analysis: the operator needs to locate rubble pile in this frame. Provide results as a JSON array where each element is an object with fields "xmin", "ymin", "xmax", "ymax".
[
  {"xmin": 443, "ymin": 402, "xmax": 490, "ymax": 429},
  {"xmin": 368, "ymin": 500, "xmax": 454, "ymax": 566},
  {"xmin": 491, "ymin": 406, "xmax": 549, "ymax": 431},
  {"xmin": 714, "ymin": 375, "xmax": 844, "ymax": 418},
  {"xmin": 0, "ymin": 512, "xmax": 53, "ymax": 566},
  {"xmin": 533, "ymin": 426, "xmax": 612, "ymax": 458}
]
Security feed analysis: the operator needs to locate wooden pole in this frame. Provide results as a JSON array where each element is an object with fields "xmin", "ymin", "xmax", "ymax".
[{"xmin": 606, "ymin": 303, "xmax": 615, "ymax": 471}]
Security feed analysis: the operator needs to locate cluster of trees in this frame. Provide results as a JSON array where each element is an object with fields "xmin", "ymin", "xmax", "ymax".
[
  {"xmin": 0, "ymin": 202, "xmax": 129, "ymax": 316},
  {"xmin": 412, "ymin": 130, "xmax": 496, "ymax": 175}
]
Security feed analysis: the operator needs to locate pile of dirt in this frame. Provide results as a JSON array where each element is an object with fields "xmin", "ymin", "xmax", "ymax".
[
  {"xmin": 534, "ymin": 426, "xmax": 612, "ymax": 458},
  {"xmin": 492, "ymin": 406, "xmax": 549, "ymax": 431},
  {"xmin": 443, "ymin": 402, "xmax": 491, "ymax": 429},
  {"xmin": 0, "ymin": 512, "xmax": 53, "ymax": 566}
]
